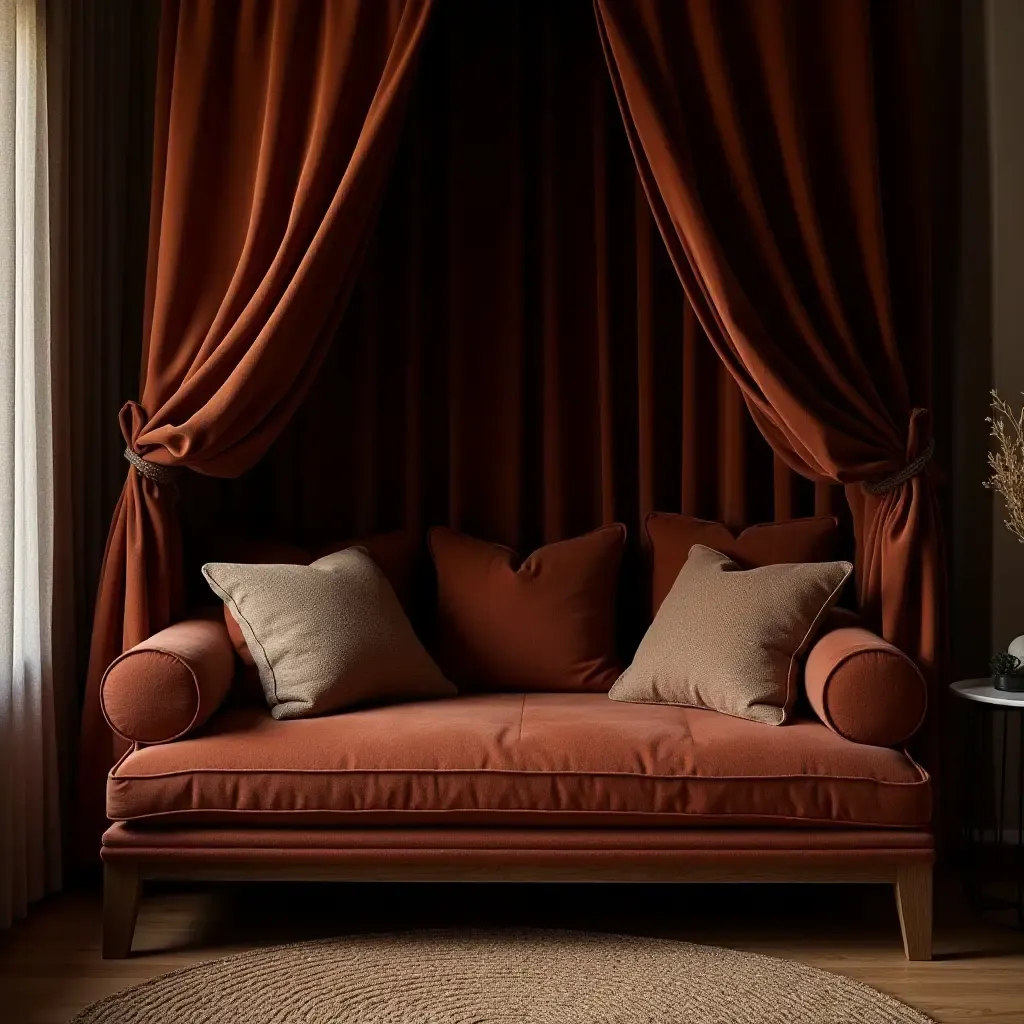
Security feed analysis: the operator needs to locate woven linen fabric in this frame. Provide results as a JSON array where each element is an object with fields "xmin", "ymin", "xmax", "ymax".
[
  {"xmin": 644, "ymin": 513, "xmax": 841, "ymax": 616},
  {"xmin": 610, "ymin": 544, "xmax": 853, "ymax": 725},
  {"xmin": 202, "ymin": 548, "xmax": 455, "ymax": 719}
]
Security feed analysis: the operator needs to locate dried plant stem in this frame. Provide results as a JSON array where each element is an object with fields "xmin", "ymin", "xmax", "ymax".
[{"xmin": 985, "ymin": 389, "xmax": 1024, "ymax": 544}]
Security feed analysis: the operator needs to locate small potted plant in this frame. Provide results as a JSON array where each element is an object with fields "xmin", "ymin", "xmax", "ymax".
[{"xmin": 989, "ymin": 652, "xmax": 1024, "ymax": 693}]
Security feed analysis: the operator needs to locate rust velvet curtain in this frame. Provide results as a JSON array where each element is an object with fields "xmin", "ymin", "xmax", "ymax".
[
  {"xmin": 178, "ymin": 0, "xmax": 843, "ymax": 577},
  {"xmin": 594, "ymin": 0, "xmax": 944, "ymax": 675},
  {"xmin": 77, "ymin": 0, "xmax": 433, "ymax": 847},
  {"xmin": 77, "ymin": 0, "xmax": 942, "ymax": 851}
]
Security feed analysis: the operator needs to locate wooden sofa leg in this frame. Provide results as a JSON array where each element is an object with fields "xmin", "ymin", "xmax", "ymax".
[
  {"xmin": 103, "ymin": 862, "xmax": 141, "ymax": 959},
  {"xmin": 894, "ymin": 863, "xmax": 932, "ymax": 961}
]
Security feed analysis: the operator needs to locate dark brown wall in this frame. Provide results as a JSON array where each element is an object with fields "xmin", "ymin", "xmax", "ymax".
[{"xmin": 947, "ymin": 0, "xmax": 993, "ymax": 680}]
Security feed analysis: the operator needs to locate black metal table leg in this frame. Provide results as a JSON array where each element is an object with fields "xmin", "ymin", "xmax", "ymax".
[
  {"xmin": 1018, "ymin": 708, "xmax": 1024, "ymax": 930},
  {"xmin": 952, "ymin": 681, "xmax": 1024, "ymax": 930}
]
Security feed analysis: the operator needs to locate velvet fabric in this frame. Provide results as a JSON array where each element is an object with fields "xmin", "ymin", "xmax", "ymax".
[
  {"xmin": 81, "ymin": 0, "xmax": 941, "ymax": 852},
  {"xmin": 100, "ymin": 828, "xmax": 935, "ymax": 880},
  {"xmin": 106, "ymin": 694, "xmax": 930, "ymax": 829},
  {"xmin": 429, "ymin": 526, "xmax": 626, "ymax": 693},
  {"xmin": 594, "ymin": 1, "xmax": 944, "ymax": 683},
  {"xmin": 78, "ymin": 0, "xmax": 433, "ymax": 845},
  {"xmin": 100, "ymin": 619, "xmax": 235, "ymax": 745},
  {"xmin": 804, "ymin": 626, "xmax": 928, "ymax": 748},
  {"xmin": 176, "ymin": 0, "xmax": 847, "ymax": 607},
  {"xmin": 100, "ymin": 823, "xmax": 935, "ymax": 876},
  {"xmin": 645, "ymin": 513, "xmax": 840, "ymax": 615}
]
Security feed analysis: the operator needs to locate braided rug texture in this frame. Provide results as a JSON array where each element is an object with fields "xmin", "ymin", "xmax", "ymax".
[{"xmin": 72, "ymin": 929, "xmax": 934, "ymax": 1024}]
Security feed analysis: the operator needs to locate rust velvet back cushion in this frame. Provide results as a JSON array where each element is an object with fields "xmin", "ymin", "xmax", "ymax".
[
  {"xmin": 645, "ymin": 513, "xmax": 841, "ymax": 615},
  {"xmin": 428, "ymin": 525, "xmax": 627, "ymax": 692}
]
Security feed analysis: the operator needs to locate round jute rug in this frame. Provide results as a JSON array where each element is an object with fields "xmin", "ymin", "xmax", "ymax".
[{"xmin": 72, "ymin": 929, "xmax": 934, "ymax": 1024}]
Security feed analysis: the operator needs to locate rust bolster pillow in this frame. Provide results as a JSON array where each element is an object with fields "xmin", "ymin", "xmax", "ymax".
[
  {"xmin": 100, "ymin": 619, "xmax": 236, "ymax": 745},
  {"xmin": 803, "ymin": 627, "xmax": 927, "ymax": 747}
]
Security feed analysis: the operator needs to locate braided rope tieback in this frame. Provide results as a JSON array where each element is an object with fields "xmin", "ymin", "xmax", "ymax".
[
  {"xmin": 862, "ymin": 438, "xmax": 935, "ymax": 495},
  {"xmin": 123, "ymin": 447, "xmax": 181, "ymax": 485}
]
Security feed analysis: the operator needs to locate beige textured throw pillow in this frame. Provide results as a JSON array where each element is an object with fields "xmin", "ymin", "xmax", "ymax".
[
  {"xmin": 610, "ymin": 544, "xmax": 853, "ymax": 725},
  {"xmin": 202, "ymin": 548, "xmax": 455, "ymax": 719}
]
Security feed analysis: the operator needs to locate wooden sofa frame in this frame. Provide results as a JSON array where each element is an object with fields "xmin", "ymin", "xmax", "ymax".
[{"xmin": 101, "ymin": 834, "xmax": 933, "ymax": 961}]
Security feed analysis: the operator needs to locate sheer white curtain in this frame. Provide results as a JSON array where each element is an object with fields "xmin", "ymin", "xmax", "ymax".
[{"xmin": 0, "ymin": 0, "xmax": 62, "ymax": 928}]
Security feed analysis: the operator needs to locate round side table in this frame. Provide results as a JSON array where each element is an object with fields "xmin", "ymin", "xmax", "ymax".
[{"xmin": 950, "ymin": 678, "xmax": 1024, "ymax": 929}]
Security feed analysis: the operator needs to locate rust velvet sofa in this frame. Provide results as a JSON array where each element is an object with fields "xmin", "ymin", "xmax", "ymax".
[{"xmin": 97, "ymin": 531, "xmax": 933, "ymax": 961}]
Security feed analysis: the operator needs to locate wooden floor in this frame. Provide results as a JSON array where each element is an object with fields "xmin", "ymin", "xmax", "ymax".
[{"xmin": 2, "ymin": 875, "xmax": 1024, "ymax": 1023}]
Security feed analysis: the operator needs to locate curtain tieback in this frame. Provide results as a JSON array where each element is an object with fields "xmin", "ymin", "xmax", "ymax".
[
  {"xmin": 863, "ymin": 439, "xmax": 934, "ymax": 495},
  {"xmin": 123, "ymin": 446, "xmax": 181, "ymax": 485}
]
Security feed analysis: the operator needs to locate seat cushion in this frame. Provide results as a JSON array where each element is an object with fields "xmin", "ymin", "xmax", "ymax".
[{"xmin": 108, "ymin": 694, "xmax": 930, "ymax": 829}]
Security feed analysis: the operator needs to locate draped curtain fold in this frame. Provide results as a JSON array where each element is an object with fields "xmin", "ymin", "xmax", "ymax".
[
  {"xmin": 178, "ymin": 0, "xmax": 844, "ymax": 577},
  {"xmin": 77, "ymin": 0, "xmax": 433, "ymax": 850},
  {"xmin": 78, "ymin": 0, "xmax": 945, "ymax": 856},
  {"xmin": 593, "ymin": 0, "xmax": 945, "ymax": 679}
]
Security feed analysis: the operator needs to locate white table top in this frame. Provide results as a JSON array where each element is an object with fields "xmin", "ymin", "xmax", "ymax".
[{"xmin": 950, "ymin": 678, "xmax": 1024, "ymax": 707}]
